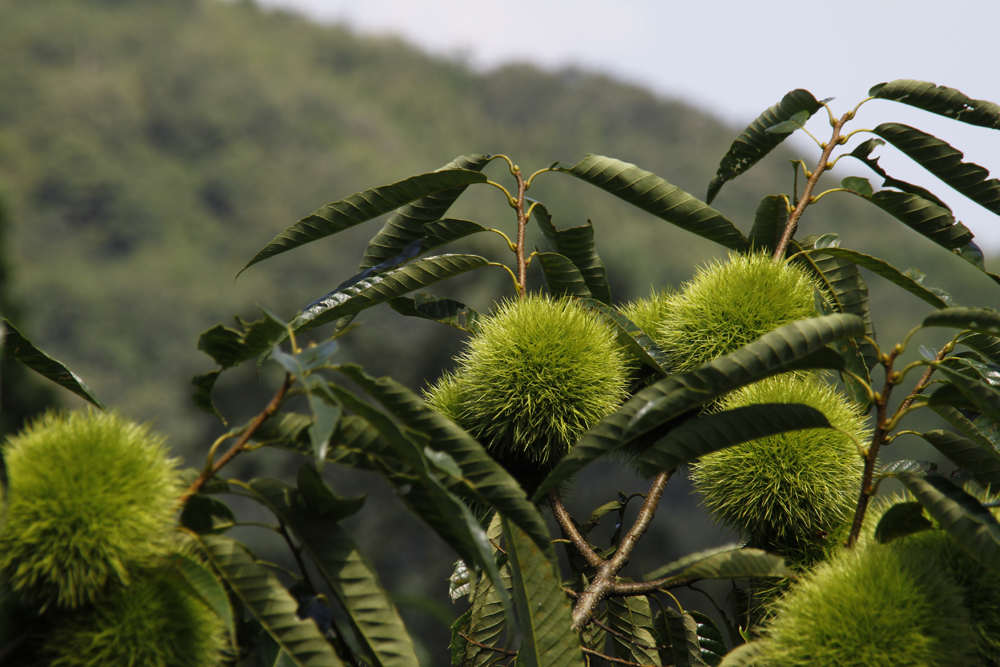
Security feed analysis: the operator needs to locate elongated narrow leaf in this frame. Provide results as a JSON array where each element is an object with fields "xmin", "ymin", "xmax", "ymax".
[
  {"xmin": 873, "ymin": 123, "xmax": 1000, "ymax": 216},
  {"xmin": 870, "ymin": 80, "xmax": 1000, "ymax": 130},
  {"xmin": 191, "ymin": 370, "xmax": 225, "ymax": 423},
  {"xmin": 607, "ymin": 594, "xmax": 660, "ymax": 666},
  {"xmin": 847, "ymin": 138, "xmax": 952, "ymax": 205},
  {"xmin": 195, "ymin": 534, "xmax": 342, "ymax": 667},
  {"xmin": 804, "ymin": 247, "xmax": 953, "ymax": 308},
  {"xmin": 578, "ymin": 298, "xmax": 669, "ymax": 375},
  {"xmin": 646, "ymin": 548, "xmax": 793, "ymax": 583},
  {"xmin": 557, "ymin": 155, "xmax": 748, "ymax": 251},
  {"xmin": 663, "ymin": 608, "xmax": 710, "ymax": 667},
  {"xmin": 898, "ymin": 472, "xmax": 1000, "ymax": 574},
  {"xmin": 960, "ymin": 333, "xmax": 1000, "ymax": 365},
  {"xmin": 706, "ymin": 90, "xmax": 823, "ymax": 204},
  {"xmin": 167, "ymin": 554, "xmax": 235, "ymax": 644},
  {"xmin": 2, "ymin": 318, "xmax": 106, "ymax": 409},
  {"xmin": 536, "ymin": 253, "xmax": 591, "ymax": 298},
  {"xmin": 870, "ymin": 189, "xmax": 975, "ymax": 250},
  {"xmin": 748, "ymin": 195, "xmax": 787, "ymax": 252},
  {"xmin": 688, "ymin": 612, "xmax": 727, "ymax": 667},
  {"xmin": 501, "ymin": 517, "xmax": 584, "ymax": 667},
  {"xmin": 338, "ymin": 365, "xmax": 555, "ymax": 561},
  {"xmin": 924, "ymin": 307, "xmax": 1000, "ymax": 336},
  {"xmin": 293, "ymin": 255, "xmax": 488, "ymax": 334},
  {"xmin": 388, "ymin": 293, "xmax": 482, "ymax": 334},
  {"xmin": 879, "ymin": 460, "xmax": 938, "ymax": 476},
  {"xmin": 180, "ymin": 494, "xmax": 236, "ymax": 534},
  {"xmin": 360, "ymin": 155, "xmax": 491, "ymax": 270},
  {"xmin": 197, "ymin": 312, "xmax": 287, "ymax": 370},
  {"xmin": 533, "ymin": 204, "xmax": 611, "ymax": 304},
  {"xmin": 919, "ymin": 425, "xmax": 1000, "ymax": 491},
  {"xmin": 454, "ymin": 515, "xmax": 510, "ymax": 667},
  {"xmin": 246, "ymin": 476, "xmax": 419, "ymax": 667},
  {"xmin": 240, "ymin": 169, "xmax": 488, "ymax": 276},
  {"xmin": 933, "ymin": 364, "xmax": 1000, "ymax": 425},
  {"xmin": 874, "ymin": 502, "xmax": 933, "ymax": 543},
  {"xmin": 637, "ymin": 403, "xmax": 831, "ymax": 476},
  {"xmin": 533, "ymin": 314, "xmax": 864, "ymax": 500}
]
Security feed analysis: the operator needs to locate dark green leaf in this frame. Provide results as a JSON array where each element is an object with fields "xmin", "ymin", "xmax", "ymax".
[
  {"xmin": 706, "ymin": 90, "xmax": 822, "ymax": 204},
  {"xmin": 663, "ymin": 608, "xmax": 710, "ymax": 667},
  {"xmin": 501, "ymin": 517, "xmax": 585, "ymax": 667},
  {"xmin": 536, "ymin": 253, "xmax": 592, "ymax": 298},
  {"xmin": 558, "ymin": 155, "xmax": 749, "ymax": 251},
  {"xmin": 240, "ymin": 168, "xmax": 489, "ymax": 276},
  {"xmin": 879, "ymin": 460, "xmax": 938, "ymax": 475},
  {"xmin": 578, "ymin": 298, "xmax": 669, "ymax": 376},
  {"xmin": 870, "ymin": 190, "xmax": 975, "ymax": 250},
  {"xmin": 873, "ymin": 123, "xmax": 1000, "ymax": 216},
  {"xmin": 180, "ymin": 494, "xmax": 236, "ymax": 534},
  {"xmin": 449, "ymin": 610, "xmax": 473, "ymax": 666},
  {"xmin": 645, "ymin": 547, "xmax": 794, "ymax": 583},
  {"xmin": 848, "ymin": 137, "xmax": 953, "ymax": 208},
  {"xmin": 197, "ymin": 311, "xmax": 287, "ymax": 370},
  {"xmin": 293, "ymin": 254, "xmax": 489, "ymax": 335},
  {"xmin": 932, "ymin": 364, "xmax": 1000, "ymax": 426},
  {"xmin": 167, "ymin": 553, "xmax": 235, "ymax": 645},
  {"xmin": 870, "ymin": 80, "xmax": 1000, "ymax": 130},
  {"xmin": 195, "ymin": 534, "xmax": 343, "ymax": 667},
  {"xmin": 898, "ymin": 472, "xmax": 1000, "ymax": 574},
  {"xmin": 748, "ymin": 195, "xmax": 787, "ymax": 252},
  {"xmin": 533, "ymin": 314, "xmax": 864, "ymax": 500},
  {"xmin": 388, "ymin": 293, "xmax": 482, "ymax": 334},
  {"xmin": 246, "ymin": 476, "xmax": 419, "ymax": 667},
  {"xmin": 841, "ymin": 176, "xmax": 874, "ymax": 197},
  {"xmin": 2, "ymin": 318, "xmax": 106, "ymax": 410},
  {"xmin": 296, "ymin": 463, "xmax": 365, "ymax": 522},
  {"xmin": 454, "ymin": 516, "xmax": 511, "ymax": 667},
  {"xmin": 533, "ymin": 204, "xmax": 612, "ymax": 304},
  {"xmin": 923, "ymin": 307, "xmax": 1000, "ymax": 336},
  {"xmin": 874, "ymin": 502, "xmax": 934, "ymax": 543},
  {"xmin": 919, "ymin": 420, "xmax": 1000, "ymax": 492},
  {"xmin": 191, "ymin": 370, "xmax": 225, "ymax": 423},
  {"xmin": 763, "ymin": 109, "xmax": 810, "ymax": 134},
  {"xmin": 606, "ymin": 594, "xmax": 660, "ymax": 666},
  {"xmin": 959, "ymin": 333, "xmax": 1000, "ymax": 365},
  {"xmin": 688, "ymin": 612, "xmax": 726, "ymax": 667},
  {"xmin": 360, "ymin": 154, "xmax": 491, "ymax": 270},
  {"xmin": 637, "ymin": 403, "xmax": 831, "ymax": 476},
  {"xmin": 836, "ymin": 336, "xmax": 872, "ymax": 411}
]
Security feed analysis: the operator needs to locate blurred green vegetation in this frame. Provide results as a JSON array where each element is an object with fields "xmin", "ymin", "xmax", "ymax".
[{"xmin": 3, "ymin": 0, "xmax": 1000, "ymax": 663}]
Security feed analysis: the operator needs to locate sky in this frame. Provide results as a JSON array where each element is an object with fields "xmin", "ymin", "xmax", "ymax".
[{"xmin": 255, "ymin": 0, "xmax": 1000, "ymax": 248}]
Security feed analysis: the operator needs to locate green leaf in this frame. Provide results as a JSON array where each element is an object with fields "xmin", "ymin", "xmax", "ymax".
[
  {"xmin": 337, "ymin": 365, "xmax": 556, "ymax": 562},
  {"xmin": 606, "ymin": 594, "xmax": 660, "ymax": 666},
  {"xmin": 841, "ymin": 176, "xmax": 874, "ymax": 197},
  {"xmin": 2, "ymin": 318, "xmax": 106, "ymax": 410},
  {"xmin": 454, "ymin": 515, "xmax": 511, "ymax": 667},
  {"xmin": 637, "ymin": 403, "xmax": 831, "ymax": 476},
  {"xmin": 246, "ymin": 476, "xmax": 420, "ymax": 667},
  {"xmin": 293, "ymin": 254, "xmax": 489, "ymax": 334},
  {"xmin": 848, "ymin": 137, "xmax": 954, "ymax": 208},
  {"xmin": 501, "ymin": 517, "xmax": 585, "ymax": 667},
  {"xmin": 167, "ymin": 553, "xmax": 235, "ymax": 645},
  {"xmin": 191, "ymin": 370, "xmax": 225, "ymax": 423},
  {"xmin": 662, "ymin": 608, "xmax": 710, "ymax": 667},
  {"xmin": 180, "ymin": 494, "xmax": 236, "ymax": 534},
  {"xmin": 533, "ymin": 204, "xmax": 612, "ymax": 304},
  {"xmin": 197, "ymin": 311, "xmax": 287, "ymax": 370},
  {"xmin": 239, "ymin": 168, "xmax": 489, "ymax": 276},
  {"xmin": 879, "ymin": 460, "xmax": 938, "ymax": 475},
  {"xmin": 897, "ymin": 472, "xmax": 1000, "ymax": 574},
  {"xmin": 706, "ymin": 90, "xmax": 823, "ymax": 204},
  {"xmin": 688, "ymin": 612, "xmax": 727, "ymax": 667},
  {"xmin": 359, "ymin": 154, "xmax": 491, "ymax": 270},
  {"xmin": 194, "ymin": 534, "xmax": 343, "ymax": 667},
  {"xmin": 873, "ymin": 123, "xmax": 1000, "ymax": 216},
  {"xmin": 557, "ymin": 155, "xmax": 749, "ymax": 251},
  {"xmin": 388, "ymin": 293, "xmax": 482, "ymax": 334},
  {"xmin": 747, "ymin": 195, "xmax": 788, "ymax": 252},
  {"xmin": 717, "ymin": 642, "xmax": 766, "ymax": 667},
  {"xmin": 923, "ymin": 307, "xmax": 1000, "ymax": 336},
  {"xmin": 296, "ymin": 463, "xmax": 365, "ymax": 521},
  {"xmin": 919, "ymin": 421, "xmax": 1000, "ymax": 491},
  {"xmin": 763, "ymin": 109, "xmax": 810, "ymax": 134},
  {"xmin": 874, "ymin": 502, "xmax": 934, "ymax": 543},
  {"xmin": 532, "ymin": 314, "xmax": 864, "ymax": 500},
  {"xmin": 870, "ymin": 80, "xmax": 1000, "ymax": 130},
  {"xmin": 645, "ymin": 547, "xmax": 794, "ymax": 583},
  {"xmin": 932, "ymin": 364, "xmax": 1000, "ymax": 427},
  {"xmin": 536, "ymin": 253, "xmax": 592, "ymax": 298},
  {"xmin": 578, "ymin": 298, "xmax": 670, "ymax": 376},
  {"xmin": 958, "ymin": 332, "xmax": 1000, "ymax": 365}
]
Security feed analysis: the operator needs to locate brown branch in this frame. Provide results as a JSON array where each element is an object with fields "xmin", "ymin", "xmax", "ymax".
[
  {"xmin": 772, "ymin": 112, "xmax": 850, "ymax": 261},
  {"xmin": 610, "ymin": 577, "xmax": 700, "ymax": 597},
  {"xmin": 178, "ymin": 373, "xmax": 293, "ymax": 506},
  {"xmin": 897, "ymin": 346, "xmax": 950, "ymax": 414},
  {"xmin": 514, "ymin": 168, "xmax": 528, "ymax": 296},
  {"xmin": 571, "ymin": 470, "xmax": 673, "ymax": 631},
  {"xmin": 549, "ymin": 489, "xmax": 604, "ymax": 568},
  {"xmin": 580, "ymin": 647, "xmax": 661, "ymax": 667},
  {"xmin": 458, "ymin": 633, "xmax": 517, "ymax": 657}
]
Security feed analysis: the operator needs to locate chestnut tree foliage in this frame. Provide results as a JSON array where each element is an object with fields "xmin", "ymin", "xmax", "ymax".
[{"xmin": 6, "ymin": 80, "xmax": 1000, "ymax": 666}]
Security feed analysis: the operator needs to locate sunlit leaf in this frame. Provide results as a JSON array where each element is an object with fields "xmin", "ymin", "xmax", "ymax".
[
  {"xmin": 879, "ymin": 460, "xmax": 938, "ymax": 476},
  {"xmin": 840, "ymin": 176, "xmax": 873, "ymax": 197},
  {"xmin": 557, "ymin": 155, "xmax": 749, "ymax": 251},
  {"xmin": 870, "ymin": 80, "xmax": 1000, "ymax": 130},
  {"xmin": 578, "ymin": 298, "xmax": 669, "ymax": 376},
  {"xmin": 959, "ymin": 332, "xmax": 1000, "ymax": 365},
  {"xmin": 874, "ymin": 502, "xmax": 933, "ymax": 543},
  {"xmin": 688, "ymin": 612, "xmax": 727, "ymax": 667},
  {"xmin": 536, "ymin": 253, "xmax": 591, "ymax": 298},
  {"xmin": 607, "ymin": 594, "xmax": 660, "ymax": 666},
  {"xmin": 923, "ymin": 307, "xmax": 1000, "ymax": 336},
  {"xmin": 2, "ymin": 318, "xmax": 106, "ymax": 410},
  {"xmin": 645, "ymin": 547, "xmax": 794, "ymax": 583},
  {"xmin": 706, "ymin": 90, "xmax": 823, "ymax": 204},
  {"xmin": 532, "ymin": 314, "xmax": 864, "ymax": 500},
  {"xmin": 717, "ymin": 642, "xmax": 766, "ymax": 667},
  {"xmin": 388, "ymin": 293, "xmax": 482, "ymax": 334},
  {"xmin": 533, "ymin": 203, "xmax": 612, "ymax": 304},
  {"xmin": 197, "ymin": 311, "xmax": 287, "ymax": 370}
]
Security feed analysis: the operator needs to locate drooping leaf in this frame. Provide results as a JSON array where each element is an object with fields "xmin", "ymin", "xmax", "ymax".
[
  {"xmin": 246, "ymin": 475, "xmax": 419, "ymax": 667},
  {"xmin": 637, "ymin": 403, "xmax": 831, "ymax": 476},
  {"xmin": 338, "ymin": 365, "xmax": 555, "ymax": 562},
  {"xmin": 180, "ymin": 494, "xmax": 236, "ymax": 534},
  {"xmin": 933, "ymin": 363, "xmax": 1000, "ymax": 426},
  {"xmin": 606, "ymin": 594, "xmax": 660, "ymax": 666},
  {"xmin": 532, "ymin": 314, "xmax": 864, "ymax": 500},
  {"xmin": 763, "ymin": 109, "xmax": 811, "ymax": 135},
  {"xmin": 848, "ymin": 137, "xmax": 955, "ymax": 208},
  {"xmin": 557, "ymin": 155, "xmax": 749, "ymax": 251},
  {"xmin": 688, "ymin": 612, "xmax": 727, "ymax": 667},
  {"xmin": 873, "ymin": 123, "xmax": 1000, "ymax": 217},
  {"xmin": 578, "ymin": 298, "xmax": 669, "ymax": 375},
  {"xmin": 360, "ymin": 154, "xmax": 491, "ymax": 270},
  {"xmin": 239, "ymin": 168, "xmax": 489, "ymax": 276},
  {"xmin": 870, "ymin": 80, "xmax": 1000, "ymax": 130},
  {"xmin": 747, "ymin": 195, "xmax": 788, "ymax": 252},
  {"xmin": 191, "ymin": 370, "xmax": 225, "ymax": 423},
  {"xmin": 194, "ymin": 534, "xmax": 343, "ymax": 667},
  {"xmin": 388, "ymin": 293, "xmax": 482, "ymax": 334},
  {"xmin": 923, "ymin": 307, "xmax": 1000, "ymax": 336},
  {"xmin": 166, "ymin": 553, "xmax": 235, "ymax": 645},
  {"xmin": 706, "ymin": 90, "xmax": 823, "ymax": 204},
  {"xmin": 919, "ymin": 422, "xmax": 1000, "ymax": 491},
  {"xmin": 296, "ymin": 463, "xmax": 366, "ymax": 522},
  {"xmin": 532, "ymin": 204, "xmax": 612, "ymax": 304},
  {"xmin": 898, "ymin": 472, "xmax": 1000, "ymax": 574},
  {"xmin": 645, "ymin": 547, "xmax": 794, "ymax": 583},
  {"xmin": 874, "ymin": 502, "xmax": 934, "ymax": 543},
  {"xmin": 501, "ymin": 517, "xmax": 585, "ymax": 667},
  {"xmin": 293, "ymin": 254, "xmax": 489, "ymax": 334},
  {"xmin": 870, "ymin": 190, "xmax": 975, "ymax": 251},
  {"xmin": 662, "ymin": 608, "xmax": 710, "ymax": 667},
  {"xmin": 454, "ymin": 515, "xmax": 511, "ymax": 667},
  {"xmin": 197, "ymin": 311, "xmax": 287, "ymax": 370},
  {"xmin": 2, "ymin": 318, "xmax": 106, "ymax": 410},
  {"xmin": 536, "ymin": 253, "xmax": 592, "ymax": 298}
]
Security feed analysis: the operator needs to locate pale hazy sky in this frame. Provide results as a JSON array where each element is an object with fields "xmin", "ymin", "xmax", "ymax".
[{"xmin": 255, "ymin": 0, "xmax": 1000, "ymax": 247}]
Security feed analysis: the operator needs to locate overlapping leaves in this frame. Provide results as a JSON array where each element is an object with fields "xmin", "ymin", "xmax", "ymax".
[{"xmin": 870, "ymin": 80, "xmax": 1000, "ymax": 130}]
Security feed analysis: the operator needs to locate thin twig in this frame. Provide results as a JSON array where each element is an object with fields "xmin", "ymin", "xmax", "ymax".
[
  {"xmin": 278, "ymin": 521, "xmax": 317, "ymax": 594},
  {"xmin": 513, "ymin": 168, "xmax": 528, "ymax": 296},
  {"xmin": 549, "ymin": 489, "xmax": 604, "ymax": 568},
  {"xmin": 178, "ymin": 373, "xmax": 293, "ymax": 506},
  {"xmin": 897, "ymin": 346, "xmax": 950, "ymax": 414},
  {"xmin": 571, "ymin": 471, "xmax": 673, "ymax": 631},
  {"xmin": 610, "ymin": 577, "xmax": 700, "ymax": 597},
  {"xmin": 458, "ymin": 633, "xmax": 517, "ymax": 657},
  {"xmin": 772, "ymin": 112, "xmax": 851, "ymax": 261},
  {"xmin": 580, "ymin": 646, "xmax": 660, "ymax": 667}
]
